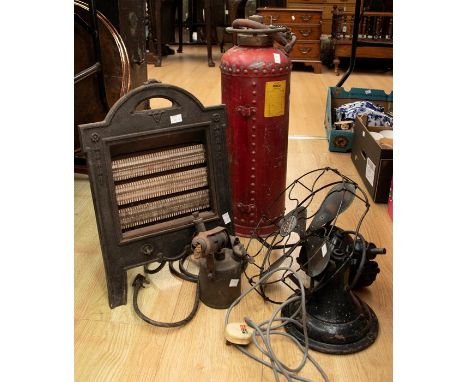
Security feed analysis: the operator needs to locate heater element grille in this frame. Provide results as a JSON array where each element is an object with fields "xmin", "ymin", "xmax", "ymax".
[
  {"xmin": 112, "ymin": 144, "xmax": 211, "ymax": 232},
  {"xmin": 112, "ymin": 144, "xmax": 207, "ymax": 181},
  {"xmin": 118, "ymin": 186, "xmax": 211, "ymax": 230},
  {"xmin": 114, "ymin": 166, "xmax": 209, "ymax": 205}
]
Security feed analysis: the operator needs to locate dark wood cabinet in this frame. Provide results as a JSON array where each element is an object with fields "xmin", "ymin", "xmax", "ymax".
[
  {"xmin": 286, "ymin": 0, "xmax": 356, "ymax": 35},
  {"xmin": 257, "ymin": 7, "xmax": 323, "ymax": 72}
]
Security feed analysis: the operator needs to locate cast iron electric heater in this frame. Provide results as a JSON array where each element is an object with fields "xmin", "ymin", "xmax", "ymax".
[{"xmin": 79, "ymin": 80, "xmax": 233, "ymax": 308}]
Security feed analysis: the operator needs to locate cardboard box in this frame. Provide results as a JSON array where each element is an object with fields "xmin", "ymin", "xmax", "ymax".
[
  {"xmin": 324, "ymin": 87, "xmax": 393, "ymax": 153},
  {"xmin": 351, "ymin": 114, "xmax": 393, "ymax": 203}
]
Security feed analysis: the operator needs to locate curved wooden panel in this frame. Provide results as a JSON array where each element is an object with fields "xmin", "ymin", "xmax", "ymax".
[{"xmin": 74, "ymin": 0, "xmax": 131, "ymax": 167}]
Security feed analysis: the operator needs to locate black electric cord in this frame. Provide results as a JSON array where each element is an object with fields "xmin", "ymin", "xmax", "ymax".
[
  {"xmin": 179, "ymin": 256, "xmax": 199, "ymax": 280},
  {"xmin": 342, "ymin": 231, "xmax": 367, "ymax": 290},
  {"xmin": 308, "ymin": 226, "xmax": 366, "ymax": 294},
  {"xmin": 144, "ymin": 260, "xmax": 166, "ymax": 274},
  {"xmin": 310, "ymin": 230, "xmax": 367, "ymax": 292},
  {"xmin": 165, "ymin": 244, "xmax": 192, "ymax": 261},
  {"xmin": 169, "ymin": 259, "xmax": 198, "ymax": 283},
  {"xmin": 132, "ymin": 274, "xmax": 200, "ymax": 328},
  {"xmin": 142, "ymin": 245, "xmax": 194, "ymax": 276}
]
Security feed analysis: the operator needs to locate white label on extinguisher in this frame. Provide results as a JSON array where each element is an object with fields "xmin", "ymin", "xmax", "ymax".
[
  {"xmin": 273, "ymin": 53, "xmax": 281, "ymax": 64},
  {"xmin": 222, "ymin": 212, "xmax": 231, "ymax": 224},
  {"xmin": 229, "ymin": 279, "xmax": 239, "ymax": 287}
]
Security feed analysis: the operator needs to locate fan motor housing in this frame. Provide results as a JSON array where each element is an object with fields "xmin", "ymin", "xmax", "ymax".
[{"xmin": 284, "ymin": 227, "xmax": 380, "ymax": 354}]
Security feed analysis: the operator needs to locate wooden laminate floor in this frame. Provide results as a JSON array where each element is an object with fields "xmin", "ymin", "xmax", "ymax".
[{"xmin": 75, "ymin": 46, "xmax": 393, "ymax": 382}]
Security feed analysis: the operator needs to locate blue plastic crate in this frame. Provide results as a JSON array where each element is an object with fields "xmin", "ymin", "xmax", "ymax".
[{"xmin": 324, "ymin": 87, "xmax": 393, "ymax": 153}]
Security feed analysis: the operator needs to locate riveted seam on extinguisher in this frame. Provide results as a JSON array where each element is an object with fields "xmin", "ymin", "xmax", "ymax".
[{"xmin": 264, "ymin": 80, "xmax": 286, "ymax": 118}]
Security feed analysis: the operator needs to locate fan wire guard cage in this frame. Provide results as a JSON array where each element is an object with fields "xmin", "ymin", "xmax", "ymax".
[{"xmin": 244, "ymin": 167, "xmax": 370, "ymax": 303}]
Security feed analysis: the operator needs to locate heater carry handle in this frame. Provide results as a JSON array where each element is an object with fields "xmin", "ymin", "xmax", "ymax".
[{"xmin": 109, "ymin": 79, "xmax": 206, "ymax": 123}]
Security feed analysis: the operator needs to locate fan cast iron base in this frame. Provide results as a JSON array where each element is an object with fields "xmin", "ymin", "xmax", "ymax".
[{"xmin": 281, "ymin": 293, "xmax": 378, "ymax": 354}]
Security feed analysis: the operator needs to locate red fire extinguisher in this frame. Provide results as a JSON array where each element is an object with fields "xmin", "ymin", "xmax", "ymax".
[{"xmin": 221, "ymin": 17, "xmax": 296, "ymax": 237}]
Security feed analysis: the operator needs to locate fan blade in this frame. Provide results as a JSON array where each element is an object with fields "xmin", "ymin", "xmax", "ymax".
[
  {"xmin": 309, "ymin": 182, "xmax": 356, "ymax": 230},
  {"xmin": 300, "ymin": 236, "xmax": 331, "ymax": 277},
  {"xmin": 279, "ymin": 206, "xmax": 307, "ymax": 238},
  {"xmin": 257, "ymin": 207, "xmax": 306, "ymax": 283}
]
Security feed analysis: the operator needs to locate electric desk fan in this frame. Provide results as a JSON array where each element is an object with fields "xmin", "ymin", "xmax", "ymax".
[{"xmin": 245, "ymin": 167, "xmax": 385, "ymax": 354}]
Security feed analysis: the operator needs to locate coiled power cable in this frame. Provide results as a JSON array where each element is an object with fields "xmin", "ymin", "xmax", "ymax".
[
  {"xmin": 144, "ymin": 260, "xmax": 166, "ymax": 274},
  {"xmin": 168, "ymin": 256, "xmax": 198, "ymax": 283},
  {"xmin": 132, "ymin": 250, "xmax": 200, "ymax": 328},
  {"xmin": 225, "ymin": 267, "xmax": 329, "ymax": 382}
]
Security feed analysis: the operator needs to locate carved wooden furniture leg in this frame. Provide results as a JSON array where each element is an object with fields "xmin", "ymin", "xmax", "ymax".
[
  {"xmin": 206, "ymin": 0, "xmax": 215, "ymax": 66},
  {"xmin": 146, "ymin": 2, "xmax": 157, "ymax": 59},
  {"xmin": 148, "ymin": 0, "xmax": 162, "ymax": 66},
  {"xmin": 177, "ymin": 0, "xmax": 183, "ymax": 53},
  {"xmin": 220, "ymin": 35, "xmax": 225, "ymax": 53},
  {"xmin": 333, "ymin": 57, "xmax": 340, "ymax": 75},
  {"xmin": 312, "ymin": 62, "xmax": 322, "ymax": 73},
  {"xmin": 147, "ymin": 0, "xmax": 160, "ymax": 66},
  {"xmin": 155, "ymin": 0, "xmax": 162, "ymax": 66}
]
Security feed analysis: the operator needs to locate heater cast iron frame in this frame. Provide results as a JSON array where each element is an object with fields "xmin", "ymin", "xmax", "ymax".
[{"xmin": 79, "ymin": 80, "xmax": 233, "ymax": 308}]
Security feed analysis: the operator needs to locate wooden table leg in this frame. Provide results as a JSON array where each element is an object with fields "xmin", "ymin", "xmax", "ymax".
[
  {"xmin": 177, "ymin": 0, "xmax": 183, "ymax": 53},
  {"xmin": 206, "ymin": 0, "xmax": 215, "ymax": 67},
  {"xmin": 312, "ymin": 62, "xmax": 322, "ymax": 73},
  {"xmin": 333, "ymin": 56, "xmax": 340, "ymax": 75},
  {"xmin": 147, "ymin": 0, "xmax": 162, "ymax": 66},
  {"xmin": 155, "ymin": 0, "xmax": 162, "ymax": 66}
]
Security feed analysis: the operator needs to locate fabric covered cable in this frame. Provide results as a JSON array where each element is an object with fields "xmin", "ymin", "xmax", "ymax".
[{"xmin": 225, "ymin": 267, "xmax": 329, "ymax": 382}]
